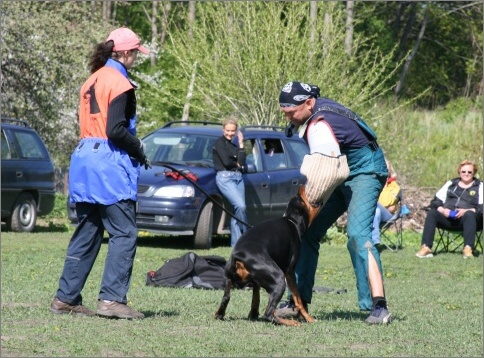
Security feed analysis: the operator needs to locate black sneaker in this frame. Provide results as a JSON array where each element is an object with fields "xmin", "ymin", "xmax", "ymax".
[
  {"xmin": 275, "ymin": 300, "xmax": 308, "ymax": 318},
  {"xmin": 365, "ymin": 305, "xmax": 392, "ymax": 324}
]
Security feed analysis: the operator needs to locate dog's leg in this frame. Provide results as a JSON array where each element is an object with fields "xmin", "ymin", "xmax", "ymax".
[
  {"xmin": 248, "ymin": 283, "xmax": 260, "ymax": 320},
  {"xmin": 260, "ymin": 272, "xmax": 302, "ymax": 327},
  {"xmin": 285, "ymin": 273, "xmax": 315, "ymax": 323},
  {"xmin": 215, "ymin": 280, "xmax": 233, "ymax": 320}
]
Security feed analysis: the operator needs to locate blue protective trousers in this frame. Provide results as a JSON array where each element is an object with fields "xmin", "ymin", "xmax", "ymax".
[
  {"xmin": 55, "ymin": 200, "xmax": 138, "ymax": 305},
  {"xmin": 289, "ymin": 173, "xmax": 386, "ymax": 311}
]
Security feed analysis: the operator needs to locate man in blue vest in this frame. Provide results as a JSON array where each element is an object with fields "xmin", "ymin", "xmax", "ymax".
[{"xmin": 277, "ymin": 81, "xmax": 391, "ymax": 324}]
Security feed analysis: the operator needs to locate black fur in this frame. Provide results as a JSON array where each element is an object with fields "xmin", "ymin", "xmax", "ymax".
[{"xmin": 214, "ymin": 188, "xmax": 316, "ymax": 326}]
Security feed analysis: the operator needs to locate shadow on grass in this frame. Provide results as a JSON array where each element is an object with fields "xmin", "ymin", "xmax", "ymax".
[
  {"xmin": 1, "ymin": 219, "xmax": 72, "ymax": 233},
  {"xmin": 2, "ymin": 217, "xmax": 231, "ymax": 250},
  {"xmin": 95, "ymin": 309, "xmax": 180, "ymax": 319},
  {"xmin": 210, "ymin": 310, "xmax": 403, "ymax": 325},
  {"xmin": 313, "ymin": 309, "xmax": 404, "ymax": 323},
  {"xmin": 136, "ymin": 234, "xmax": 230, "ymax": 249},
  {"xmin": 36, "ymin": 222, "xmax": 72, "ymax": 233}
]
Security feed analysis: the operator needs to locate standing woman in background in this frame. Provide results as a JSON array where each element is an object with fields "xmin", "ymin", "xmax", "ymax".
[
  {"xmin": 212, "ymin": 116, "xmax": 249, "ymax": 247},
  {"xmin": 50, "ymin": 28, "xmax": 150, "ymax": 319}
]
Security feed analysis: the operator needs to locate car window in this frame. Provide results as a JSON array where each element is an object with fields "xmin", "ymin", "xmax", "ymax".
[
  {"xmin": 286, "ymin": 139, "xmax": 309, "ymax": 167},
  {"xmin": 11, "ymin": 130, "xmax": 47, "ymax": 159},
  {"xmin": 244, "ymin": 139, "xmax": 263, "ymax": 173},
  {"xmin": 1, "ymin": 130, "xmax": 11, "ymax": 159},
  {"xmin": 262, "ymin": 139, "xmax": 288, "ymax": 171},
  {"xmin": 144, "ymin": 132, "xmax": 216, "ymax": 165}
]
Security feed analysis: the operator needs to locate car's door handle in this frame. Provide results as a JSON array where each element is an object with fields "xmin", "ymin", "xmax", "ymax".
[
  {"xmin": 292, "ymin": 179, "xmax": 299, "ymax": 185},
  {"xmin": 261, "ymin": 182, "xmax": 269, "ymax": 188},
  {"xmin": 16, "ymin": 171, "xmax": 23, "ymax": 178}
]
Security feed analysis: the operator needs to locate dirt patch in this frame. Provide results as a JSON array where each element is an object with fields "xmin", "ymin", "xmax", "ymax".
[{"xmin": 336, "ymin": 184, "xmax": 436, "ymax": 232}]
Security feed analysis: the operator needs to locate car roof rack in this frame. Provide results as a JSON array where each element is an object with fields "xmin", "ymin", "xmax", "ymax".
[
  {"xmin": 161, "ymin": 121, "xmax": 286, "ymax": 132},
  {"xmin": 162, "ymin": 120, "xmax": 222, "ymax": 128},
  {"xmin": 1, "ymin": 118, "xmax": 30, "ymax": 127},
  {"xmin": 242, "ymin": 125, "xmax": 285, "ymax": 132}
]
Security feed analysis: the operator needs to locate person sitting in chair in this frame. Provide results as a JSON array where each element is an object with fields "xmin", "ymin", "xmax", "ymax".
[
  {"xmin": 416, "ymin": 160, "xmax": 483, "ymax": 259},
  {"xmin": 371, "ymin": 159, "xmax": 400, "ymax": 245}
]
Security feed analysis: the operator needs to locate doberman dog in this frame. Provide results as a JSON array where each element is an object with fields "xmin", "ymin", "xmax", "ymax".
[{"xmin": 214, "ymin": 186, "xmax": 320, "ymax": 326}]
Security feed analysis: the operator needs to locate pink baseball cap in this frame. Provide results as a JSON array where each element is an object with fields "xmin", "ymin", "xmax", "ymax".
[{"xmin": 106, "ymin": 27, "xmax": 149, "ymax": 54}]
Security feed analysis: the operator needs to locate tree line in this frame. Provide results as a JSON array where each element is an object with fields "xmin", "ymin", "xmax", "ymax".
[{"xmin": 1, "ymin": 1, "xmax": 482, "ymax": 170}]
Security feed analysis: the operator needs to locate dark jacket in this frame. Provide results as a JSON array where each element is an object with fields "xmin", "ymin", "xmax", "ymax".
[
  {"xmin": 212, "ymin": 136, "xmax": 246, "ymax": 172},
  {"xmin": 430, "ymin": 178, "xmax": 482, "ymax": 216}
]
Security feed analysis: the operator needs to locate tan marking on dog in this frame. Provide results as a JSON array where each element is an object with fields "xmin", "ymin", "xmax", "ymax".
[
  {"xmin": 298, "ymin": 186, "xmax": 321, "ymax": 226},
  {"xmin": 235, "ymin": 261, "xmax": 250, "ymax": 282}
]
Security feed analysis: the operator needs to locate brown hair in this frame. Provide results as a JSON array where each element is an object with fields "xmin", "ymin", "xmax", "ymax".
[
  {"xmin": 457, "ymin": 160, "xmax": 477, "ymax": 175},
  {"xmin": 87, "ymin": 40, "xmax": 115, "ymax": 74}
]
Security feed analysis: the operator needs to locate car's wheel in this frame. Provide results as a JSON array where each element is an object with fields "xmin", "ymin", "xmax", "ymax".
[
  {"xmin": 193, "ymin": 201, "xmax": 213, "ymax": 249},
  {"xmin": 7, "ymin": 192, "xmax": 37, "ymax": 232}
]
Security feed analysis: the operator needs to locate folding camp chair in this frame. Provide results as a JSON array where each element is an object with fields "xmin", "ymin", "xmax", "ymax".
[
  {"xmin": 433, "ymin": 215, "xmax": 483, "ymax": 255},
  {"xmin": 379, "ymin": 191, "xmax": 411, "ymax": 252}
]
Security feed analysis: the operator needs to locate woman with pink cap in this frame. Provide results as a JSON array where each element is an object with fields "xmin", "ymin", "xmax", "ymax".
[{"xmin": 51, "ymin": 28, "xmax": 149, "ymax": 319}]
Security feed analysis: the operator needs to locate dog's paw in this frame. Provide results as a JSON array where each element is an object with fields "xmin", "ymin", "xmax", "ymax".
[
  {"xmin": 214, "ymin": 312, "xmax": 225, "ymax": 320},
  {"xmin": 248, "ymin": 311, "xmax": 259, "ymax": 320},
  {"xmin": 304, "ymin": 316, "xmax": 316, "ymax": 323}
]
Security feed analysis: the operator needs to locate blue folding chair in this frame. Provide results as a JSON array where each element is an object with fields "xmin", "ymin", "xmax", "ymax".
[{"xmin": 379, "ymin": 191, "xmax": 411, "ymax": 252}]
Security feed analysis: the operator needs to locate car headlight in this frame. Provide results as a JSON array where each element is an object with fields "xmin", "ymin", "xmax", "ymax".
[{"xmin": 153, "ymin": 185, "xmax": 195, "ymax": 198}]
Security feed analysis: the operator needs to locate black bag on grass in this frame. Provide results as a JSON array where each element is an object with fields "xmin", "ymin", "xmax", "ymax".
[{"xmin": 146, "ymin": 252, "xmax": 226, "ymax": 290}]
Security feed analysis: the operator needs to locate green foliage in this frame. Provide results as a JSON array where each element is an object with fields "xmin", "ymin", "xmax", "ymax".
[
  {"xmin": 0, "ymin": 1, "xmax": 108, "ymax": 167},
  {"xmin": 438, "ymin": 97, "xmax": 475, "ymax": 123},
  {"xmin": 40, "ymin": 193, "xmax": 72, "ymax": 233},
  {"xmin": 43, "ymin": 193, "xmax": 68, "ymax": 220},
  {"xmin": 1, "ymin": 1, "xmax": 481, "ymax": 178},
  {"xmin": 1, "ymin": 231, "xmax": 482, "ymax": 357},
  {"xmin": 162, "ymin": 1, "xmax": 399, "ymax": 126},
  {"xmin": 354, "ymin": 1, "xmax": 483, "ymax": 107},
  {"xmin": 133, "ymin": 48, "xmax": 192, "ymax": 135}
]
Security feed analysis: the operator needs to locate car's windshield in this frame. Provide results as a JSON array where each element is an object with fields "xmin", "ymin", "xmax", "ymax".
[{"xmin": 143, "ymin": 132, "xmax": 217, "ymax": 167}]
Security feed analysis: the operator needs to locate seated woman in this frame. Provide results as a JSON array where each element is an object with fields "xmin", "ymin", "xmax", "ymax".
[
  {"xmin": 416, "ymin": 160, "xmax": 483, "ymax": 259},
  {"xmin": 372, "ymin": 159, "xmax": 400, "ymax": 245}
]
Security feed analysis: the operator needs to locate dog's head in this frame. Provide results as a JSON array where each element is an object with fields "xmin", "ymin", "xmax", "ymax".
[{"xmin": 283, "ymin": 186, "xmax": 321, "ymax": 234}]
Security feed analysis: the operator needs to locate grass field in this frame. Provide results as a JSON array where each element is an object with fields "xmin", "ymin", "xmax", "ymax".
[{"xmin": 1, "ymin": 226, "xmax": 482, "ymax": 357}]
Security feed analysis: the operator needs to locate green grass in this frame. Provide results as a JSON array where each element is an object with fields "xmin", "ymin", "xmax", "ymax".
[{"xmin": 1, "ymin": 227, "xmax": 482, "ymax": 357}]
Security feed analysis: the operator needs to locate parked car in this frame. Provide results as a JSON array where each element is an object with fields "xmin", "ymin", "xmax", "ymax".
[
  {"xmin": 68, "ymin": 121, "xmax": 309, "ymax": 248},
  {"xmin": 1, "ymin": 118, "xmax": 56, "ymax": 232}
]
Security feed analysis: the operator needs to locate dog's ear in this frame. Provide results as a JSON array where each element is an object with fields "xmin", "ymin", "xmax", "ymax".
[{"xmin": 299, "ymin": 185, "xmax": 321, "ymax": 226}]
